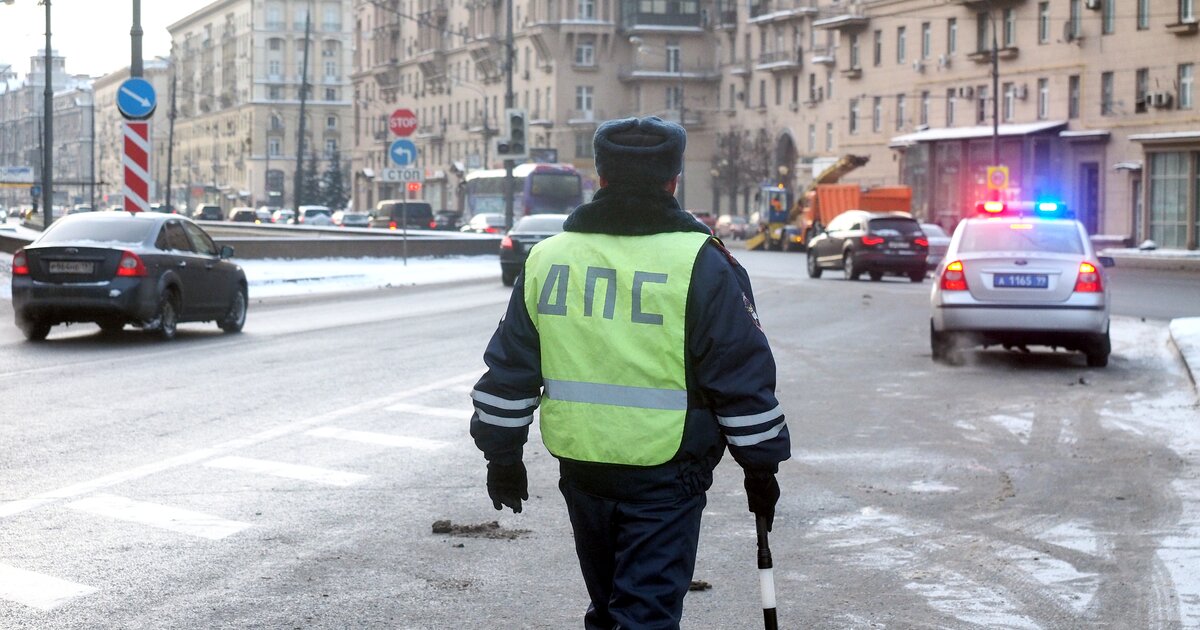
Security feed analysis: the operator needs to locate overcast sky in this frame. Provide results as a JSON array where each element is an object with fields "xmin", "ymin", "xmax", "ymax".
[{"xmin": 0, "ymin": 0, "xmax": 212, "ymax": 80}]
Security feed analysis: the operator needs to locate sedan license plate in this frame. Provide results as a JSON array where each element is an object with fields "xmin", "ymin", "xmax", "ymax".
[
  {"xmin": 889, "ymin": 241, "xmax": 910, "ymax": 249},
  {"xmin": 993, "ymin": 273, "xmax": 1048, "ymax": 289},
  {"xmin": 49, "ymin": 261, "xmax": 94, "ymax": 274}
]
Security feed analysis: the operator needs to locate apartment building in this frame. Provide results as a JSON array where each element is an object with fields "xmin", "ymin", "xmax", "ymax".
[
  {"xmin": 93, "ymin": 59, "xmax": 173, "ymax": 210},
  {"xmin": 0, "ymin": 52, "xmax": 94, "ymax": 211},
  {"xmin": 169, "ymin": 0, "xmax": 354, "ymax": 212},
  {"xmin": 350, "ymin": 0, "xmax": 724, "ymax": 214}
]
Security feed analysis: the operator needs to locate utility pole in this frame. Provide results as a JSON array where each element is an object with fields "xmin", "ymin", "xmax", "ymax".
[
  {"xmin": 503, "ymin": 0, "xmax": 515, "ymax": 230},
  {"xmin": 165, "ymin": 69, "xmax": 177, "ymax": 209},
  {"xmin": 293, "ymin": 7, "xmax": 312, "ymax": 210},
  {"xmin": 991, "ymin": 4, "xmax": 1000, "ymax": 172},
  {"xmin": 131, "ymin": 0, "xmax": 143, "ymax": 77},
  {"xmin": 42, "ymin": 0, "xmax": 53, "ymax": 227}
]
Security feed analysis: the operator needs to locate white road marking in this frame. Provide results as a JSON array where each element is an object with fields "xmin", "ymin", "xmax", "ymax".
[
  {"xmin": 305, "ymin": 427, "xmax": 449, "ymax": 451},
  {"xmin": 385, "ymin": 402, "xmax": 469, "ymax": 418},
  {"xmin": 0, "ymin": 370, "xmax": 479, "ymax": 519},
  {"xmin": 0, "ymin": 564, "xmax": 97, "ymax": 611},
  {"xmin": 204, "ymin": 456, "xmax": 367, "ymax": 487},
  {"xmin": 66, "ymin": 494, "xmax": 252, "ymax": 540}
]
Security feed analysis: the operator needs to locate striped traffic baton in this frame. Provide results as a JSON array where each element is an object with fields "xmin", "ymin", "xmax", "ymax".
[{"xmin": 756, "ymin": 514, "xmax": 778, "ymax": 629}]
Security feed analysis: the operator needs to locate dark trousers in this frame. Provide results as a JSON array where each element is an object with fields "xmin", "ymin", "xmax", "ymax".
[{"xmin": 560, "ymin": 480, "xmax": 706, "ymax": 630}]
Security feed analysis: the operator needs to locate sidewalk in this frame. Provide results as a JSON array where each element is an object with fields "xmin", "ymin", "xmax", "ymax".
[
  {"xmin": 1170, "ymin": 319, "xmax": 1200, "ymax": 393},
  {"xmin": 1099, "ymin": 246, "xmax": 1200, "ymax": 272}
]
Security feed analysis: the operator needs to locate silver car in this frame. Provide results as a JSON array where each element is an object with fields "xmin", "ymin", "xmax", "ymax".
[{"xmin": 930, "ymin": 205, "xmax": 1113, "ymax": 367}]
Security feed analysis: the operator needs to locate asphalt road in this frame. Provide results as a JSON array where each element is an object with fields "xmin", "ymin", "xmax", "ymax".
[{"xmin": 1, "ymin": 250, "xmax": 1198, "ymax": 629}]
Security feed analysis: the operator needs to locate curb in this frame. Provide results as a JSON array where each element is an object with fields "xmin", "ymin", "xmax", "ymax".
[{"xmin": 1168, "ymin": 318, "xmax": 1200, "ymax": 394}]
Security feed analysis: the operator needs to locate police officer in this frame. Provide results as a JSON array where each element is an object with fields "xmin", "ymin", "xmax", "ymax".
[{"xmin": 470, "ymin": 116, "xmax": 790, "ymax": 629}]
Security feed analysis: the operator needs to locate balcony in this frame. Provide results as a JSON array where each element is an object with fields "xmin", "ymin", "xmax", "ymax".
[
  {"xmin": 813, "ymin": 13, "xmax": 870, "ymax": 31},
  {"xmin": 755, "ymin": 49, "xmax": 802, "ymax": 72},
  {"xmin": 715, "ymin": 8, "xmax": 739, "ymax": 30},
  {"xmin": 617, "ymin": 62, "xmax": 721, "ymax": 82},
  {"xmin": 658, "ymin": 110, "xmax": 706, "ymax": 127},
  {"xmin": 967, "ymin": 46, "xmax": 1019, "ymax": 63},
  {"xmin": 415, "ymin": 49, "xmax": 447, "ymax": 82},
  {"xmin": 749, "ymin": 0, "xmax": 818, "ymax": 24},
  {"xmin": 840, "ymin": 66, "xmax": 863, "ymax": 79},
  {"xmin": 810, "ymin": 46, "xmax": 836, "ymax": 65},
  {"xmin": 1165, "ymin": 18, "xmax": 1199, "ymax": 34},
  {"xmin": 414, "ymin": 123, "xmax": 445, "ymax": 142},
  {"xmin": 621, "ymin": 1, "xmax": 705, "ymax": 33},
  {"xmin": 567, "ymin": 109, "xmax": 602, "ymax": 125},
  {"xmin": 728, "ymin": 60, "xmax": 753, "ymax": 77}
]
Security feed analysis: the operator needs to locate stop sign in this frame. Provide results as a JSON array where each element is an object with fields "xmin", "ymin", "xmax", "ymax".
[{"xmin": 389, "ymin": 108, "xmax": 418, "ymax": 137}]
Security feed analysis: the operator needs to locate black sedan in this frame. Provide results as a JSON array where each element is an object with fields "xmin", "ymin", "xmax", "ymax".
[
  {"xmin": 499, "ymin": 214, "xmax": 568, "ymax": 286},
  {"xmin": 10, "ymin": 211, "xmax": 248, "ymax": 341}
]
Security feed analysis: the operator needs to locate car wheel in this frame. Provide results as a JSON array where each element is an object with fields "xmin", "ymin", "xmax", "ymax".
[
  {"xmin": 501, "ymin": 267, "xmax": 517, "ymax": 287},
  {"xmin": 218, "ymin": 285, "xmax": 248, "ymax": 333},
  {"xmin": 20, "ymin": 318, "xmax": 51, "ymax": 342},
  {"xmin": 1086, "ymin": 329, "xmax": 1110, "ymax": 368},
  {"xmin": 909, "ymin": 271, "xmax": 925, "ymax": 283},
  {"xmin": 806, "ymin": 251, "xmax": 823, "ymax": 279},
  {"xmin": 843, "ymin": 252, "xmax": 860, "ymax": 280},
  {"xmin": 869, "ymin": 271, "xmax": 883, "ymax": 281},
  {"xmin": 153, "ymin": 291, "xmax": 179, "ymax": 341}
]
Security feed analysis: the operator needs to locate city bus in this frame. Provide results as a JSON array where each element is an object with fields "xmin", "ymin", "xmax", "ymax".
[{"xmin": 464, "ymin": 163, "xmax": 583, "ymax": 220}]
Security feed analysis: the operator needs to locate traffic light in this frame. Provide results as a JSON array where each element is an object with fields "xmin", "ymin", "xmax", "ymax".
[{"xmin": 494, "ymin": 108, "xmax": 529, "ymax": 162}]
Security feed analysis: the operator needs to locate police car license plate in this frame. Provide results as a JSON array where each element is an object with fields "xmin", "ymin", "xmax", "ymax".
[
  {"xmin": 993, "ymin": 273, "xmax": 1048, "ymax": 288},
  {"xmin": 49, "ymin": 261, "xmax": 94, "ymax": 274}
]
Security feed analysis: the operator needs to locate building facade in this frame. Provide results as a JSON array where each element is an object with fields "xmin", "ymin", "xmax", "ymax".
[
  {"xmin": 93, "ymin": 59, "xmax": 173, "ymax": 210},
  {"xmin": 0, "ymin": 52, "xmax": 94, "ymax": 211},
  {"xmin": 352, "ymin": 0, "xmax": 1198, "ymax": 250},
  {"xmin": 169, "ymin": 0, "xmax": 354, "ymax": 213}
]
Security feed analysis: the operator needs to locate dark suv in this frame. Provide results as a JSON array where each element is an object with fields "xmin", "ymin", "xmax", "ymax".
[
  {"xmin": 806, "ymin": 211, "xmax": 928, "ymax": 282},
  {"xmin": 192, "ymin": 205, "xmax": 223, "ymax": 221}
]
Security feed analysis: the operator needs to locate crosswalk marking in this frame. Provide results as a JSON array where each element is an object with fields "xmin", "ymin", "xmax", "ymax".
[
  {"xmin": 0, "ymin": 563, "xmax": 97, "ymax": 611},
  {"xmin": 204, "ymin": 456, "xmax": 367, "ymax": 487},
  {"xmin": 385, "ymin": 402, "xmax": 470, "ymax": 419},
  {"xmin": 66, "ymin": 494, "xmax": 252, "ymax": 540},
  {"xmin": 305, "ymin": 427, "xmax": 449, "ymax": 451}
]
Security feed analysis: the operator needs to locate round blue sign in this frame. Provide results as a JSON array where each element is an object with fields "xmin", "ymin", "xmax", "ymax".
[
  {"xmin": 30, "ymin": 184, "xmax": 42, "ymax": 198},
  {"xmin": 389, "ymin": 139, "xmax": 418, "ymax": 167},
  {"xmin": 117, "ymin": 77, "xmax": 157, "ymax": 120}
]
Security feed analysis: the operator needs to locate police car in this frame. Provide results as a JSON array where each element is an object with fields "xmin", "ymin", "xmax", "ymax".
[{"xmin": 930, "ymin": 201, "xmax": 1113, "ymax": 367}]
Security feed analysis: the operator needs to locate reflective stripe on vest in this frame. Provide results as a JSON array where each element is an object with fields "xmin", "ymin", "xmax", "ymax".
[{"xmin": 524, "ymin": 231, "xmax": 711, "ymax": 466}]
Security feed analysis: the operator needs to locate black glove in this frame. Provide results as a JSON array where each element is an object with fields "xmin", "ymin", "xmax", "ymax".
[
  {"xmin": 487, "ymin": 462, "xmax": 528, "ymax": 513},
  {"xmin": 744, "ymin": 470, "xmax": 780, "ymax": 531}
]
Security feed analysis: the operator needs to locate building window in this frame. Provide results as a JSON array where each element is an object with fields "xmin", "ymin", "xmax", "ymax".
[
  {"xmin": 921, "ymin": 22, "xmax": 931, "ymax": 58},
  {"xmin": 666, "ymin": 85, "xmax": 683, "ymax": 112},
  {"xmin": 946, "ymin": 89, "xmax": 956, "ymax": 126},
  {"xmin": 920, "ymin": 90, "xmax": 930, "ymax": 125},
  {"xmin": 1181, "ymin": 63, "xmax": 1195, "ymax": 109},
  {"xmin": 729, "ymin": 83, "xmax": 736, "ymax": 109},
  {"xmin": 325, "ymin": 87, "xmax": 337, "ymax": 100},
  {"xmin": 324, "ymin": 60, "xmax": 337, "ymax": 78},
  {"xmin": 326, "ymin": 115, "xmax": 337, "ymax": 130},
  {"xmin": 575, "ymin": 41, "xmax": 595, "ymax": 66},
  {"xmin": 575, "ymin": 132, "xmax": 593, "ymax": 158},
  {"xmin": 849, "ymin": 34, "xmax": 860, "ymax": 68},
  {"xmin": 1002, "ymin": 9, "xmax": 1015, "ymax": 47},
  {"xmin": 323, "ymin": 3, "xmax": 341, "ymax": 32},
  {"xmin": 808, "ymin": 123, "xmax": 816, "ymax": 152},
  {"xmin": 1038, "ymin": 2, "xmax": 1050, "ymax": 43},
  {"xmin": 896, "ymin": 94, "xmax": 906, "ymax": 130},
  {"xmin": 294, "ymin": 5, "xmax": 309, "ymax": 30},
  {"xmin": 1002, "ymin": 82, "xmax": 1015, "ymax": 121},
  {"xmin": 1183, "ymin": 0, "xmax": 1196, "ymax": 22},
  {"xmin": 1148, "ymin": 152, "xmax": 1190, "ymax": 249},
  {"xmin": 578, "ymin": 0, "xmax": 596, "ymax": 20},
  {"xmin": 947, "ymin": 18, "xmax": 957, "ymax": 54},
  {"xmin": 266, "ymin": 3, "xmax": 284, "ymax": 30},
  {"xmin": 873, "ymin": 30, "xmax": 882, "ymax": 66},
  {"xmin": 759, "ymin": 79, "xmax": 766, "ymax": 108},
  {"xmin": 268, "ymin": 137, "xmax": 281, "ymax": 156},
  {"xmin": 666, "ymin": 45, "xmax": 681, "ymax": 73},
  {"xmin": 1136, "ymin": 68, "xmax": 1149, "ymax": 113},
  {"xmin": 976, "ymin": 12, "xmax": 989, "ymax": 53},
  {"xmin": 825, "ymin": 122, "xmax": 833, "ymax": 151},
  {"xmin": 775, "ymin": 76, "xmax": 782, "ymax": 106},
  {"xmin": 1101, "ymin": 71, "xmax": 1114, "ymax": 115},
  {"xmin": 270, "ymin": 114, "xmax": 284, "ymax": 131},
  {"xmin": 575, "ymin": 86, "xmax": 594, "ymax": 113},
  {"xmin": 1068, "ymin": 75, "xmax": 1080, "ymax": 118},
  {"xmin": 1102, "ymin": 0, "xmax": 1115, "ymax": 33},
  {"xmin": 849, "ymin": 98, "xmax": 860, "ymax": 134},
  {"xmin": 325, "ymin": 139, "xmax": 337, "ymax": 155},
  {"xmin": 976, "ymin": 86, "xmax": 988, "ymax": 123},
  {"xmin": 1037, "ymin": 78, "xmax": 1049, "ymax": 119},
  {"xmin": 871, "ymin": 96, "xmax": 881, "ymax": 132},
  {"xmin": 1070, "ymin": 0, "xmax": 1082, "ymax": 38},
  {"xmin": 269, "ymin": 85, "xmax": 282, "ymax": 100},
  {"xmin": 896, "ymin": 26, "xmax": 906, "ymax": 64},
  {"xmin": 268, "ymin": 60, "xmax": 282, "ymax": 78},
  {"xmin": 1138, "ymin": 0, "xmax": 1150, "ymax": 28}
]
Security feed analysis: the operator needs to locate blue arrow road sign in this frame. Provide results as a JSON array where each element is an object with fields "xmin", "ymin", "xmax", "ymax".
[
  {"xmin": 117, "ymin": 78, "xmax": 157, "ymax": 120},
  {"xmin": 30, "ymin": 184, "xmax": 41, "ymax": 198},
  {"xmin": 389, "ymin": 139, "xmax": 418, "ymax": 167}
]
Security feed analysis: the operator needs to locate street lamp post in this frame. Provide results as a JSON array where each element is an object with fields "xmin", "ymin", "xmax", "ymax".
[{"xmin": 41, "ymin": 0, "xmax": 53, "ymax": 226}]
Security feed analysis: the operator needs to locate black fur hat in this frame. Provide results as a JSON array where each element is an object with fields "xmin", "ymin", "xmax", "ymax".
[{"xmin": 593, "ymin": 116, "xmax": 687, "ymax": 185}]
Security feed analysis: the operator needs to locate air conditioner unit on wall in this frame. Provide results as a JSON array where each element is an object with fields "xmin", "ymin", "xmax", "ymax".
[
  {"xmin": 789, "ymin": 101, "xmax": 800, "ymax": 112},
  {"xmin": 1015, "ymin": 84, "xmax": 1028, "ymax": 99},
  {"xmin": 1063, "ymin": 21, "xmax": 1081, "ymax": 42},
  {"xmin": 913, "ymin": 60, "xmax": 925, "ymax": 73},
  {"xmin": 1150, "ymin": 92, "xmax": 1175, "ymax": 108},
  {"xmin": 1085, "ymin": 0, "xmax": 1101, "ymax": 9},
  {"xmin": 937, "ymin": 54, "xmax": 950, "ymax": 69}
]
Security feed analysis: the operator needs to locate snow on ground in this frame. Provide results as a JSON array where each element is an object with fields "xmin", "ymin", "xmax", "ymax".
[{"xmin": 1171, "ymin": 318, "xmax": 1200, "ymax": 388}]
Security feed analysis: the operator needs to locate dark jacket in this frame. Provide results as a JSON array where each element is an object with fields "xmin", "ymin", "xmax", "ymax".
[{"xmin": 471, "ymin": 183, "xmax": 791, "ymax": 501}]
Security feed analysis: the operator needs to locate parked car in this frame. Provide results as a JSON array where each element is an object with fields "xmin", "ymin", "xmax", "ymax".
[
  {"xmin": 10, "ymin": 212, "xmax": 247, "ymax": 341},
  {"xmin": 370, "ymin": 199, "xmax": 435, "ymax": 229},
  {"xmin": 332, "ymin": 210, "xmax": 370, "ymax": 228},
  {"xmin": 192, "ymin": 205, "xmax": 223, "ymax": 221},
  {"xmin": 715, "ymin": 214, "xmax": 748, "ymax": 240},
  {"xmin": 0, "ymin": 206, "xmax": 8, "ymax": 222},
  {"xmin": 271, "ymin": 209, "xmax": 296, "ymax": 225},
  {"xmin": 297, "ymin": 205, "xmax": 334, "ymax": 226},
  {"xmin": 688, "ymin": 210, "xmax": 717, "ymax": 233},
  {"xmin": 69, "ymin": 204, "xmax": 94, "ymax": 215},
  {"xmin": 254, "ymin": 207, "xmax": 274, "ymax": 223},
  {"xmin": 228, "ymin": 207, "xmax": 258, "ymax": 222},
  {"xmin": 806, "ymin": 210, "xmax": 928, "ymax": 282},
  {"xmin": 499, "ymin": 214, "xmax": 568, "ymax": 286},
  {"xmin": 149, "ymin": 204, "xmax": 177, "ymax": 214},
  {"xmin": 930, "ymin": 201, "xmax": 1112, "ymax": 367},
  {"xmin": 920, "ymin": 222, "xmax": 952, "ymax": 270},
  {"xmin": 460, "ymin": 212, "xmax": 506, "ymax": 234},
  {"xmin": 433, "ymin": 210, "xmax": 463, "ymax": 231}
]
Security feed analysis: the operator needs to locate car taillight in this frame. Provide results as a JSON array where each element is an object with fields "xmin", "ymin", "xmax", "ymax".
[
  {"xmin": 389, "ymin": 221, "xmax": 397, "ymax": 230},
  {"xmin": 940, "ymin": 260, "xmax": 968, "ymax": 291},
  {"xmin": 429, "ymin": 220, "xmax": 437, "ymax": 229},
  {"xmin": 12, "ymin": 250, "xmax": 29, "ymax": 275},
  {"xmin": 116, "ymin": 250, "xmax": 147, "ymax": 277},
  {"xmin": 1074, "ymin": 261, "xmax": 1102, "ymax": 293},
  {"xmin": 485, "ymin": 226, "xmax": 498, "ymax": 234},
  {"xmin": 861, "ymin": 235, "xmax": 885, "ymax": 246},
  {"xmin": 500, "ymin": 236, "xmax": 514, "ymax": 250},
  {"xmin": 914, "ymin": 237, "xmax": 929, "ymax": 247}
]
